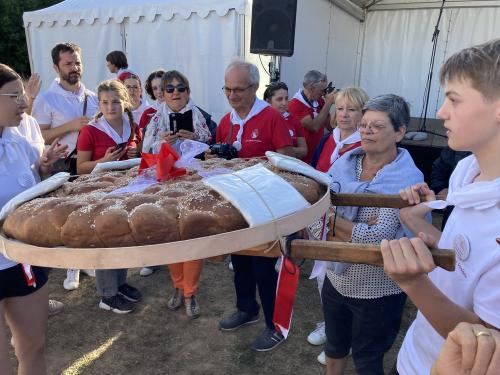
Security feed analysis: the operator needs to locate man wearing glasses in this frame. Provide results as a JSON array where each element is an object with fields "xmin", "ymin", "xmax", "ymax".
[
  {"xmin": 32, "ymin": 42, "xmax": 98, "ymax": 292},
  {"xmin": 289, "ymin": 70, "xmax": 337, "ymax": 164},
  {"xmin": 217, "ymin": 60, "xmax": 293, "ymax": 352}
]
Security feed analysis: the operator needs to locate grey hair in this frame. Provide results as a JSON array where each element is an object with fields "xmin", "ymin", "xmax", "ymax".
[
  {"xmin": 303, "ymin": 70, "xmax": 327, "ymax": 88},
  {"xmin": 363, "ymin": 94, "xmax": 410, "ymax": 131},
  {"xmin": 225, "ymin": 60, "xmax": 260, "ymax": 86}
]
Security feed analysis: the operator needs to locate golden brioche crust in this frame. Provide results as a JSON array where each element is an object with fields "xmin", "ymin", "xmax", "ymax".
[{"xmin": 3, "ymin": 158, "xmax": 321, "ymax": 248}]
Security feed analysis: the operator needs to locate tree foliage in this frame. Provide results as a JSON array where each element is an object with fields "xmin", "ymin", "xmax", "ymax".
[{"xmin": 0, "ymin": 0, "xmax": 62, "ymax": 77}]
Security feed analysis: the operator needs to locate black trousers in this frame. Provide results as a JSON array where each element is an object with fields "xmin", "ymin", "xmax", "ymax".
[{"xmin": 231, "ymin": 254, "xmax": 278, "ymax": 330}]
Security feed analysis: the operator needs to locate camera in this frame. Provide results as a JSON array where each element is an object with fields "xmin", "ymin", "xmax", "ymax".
[
  {"xmin": 325, "ymin": 81, "xmax": 336, "ymax": 94},
  {"xmin": 209, "ymin": 143, "xmax": 238, "ymax": 160}
]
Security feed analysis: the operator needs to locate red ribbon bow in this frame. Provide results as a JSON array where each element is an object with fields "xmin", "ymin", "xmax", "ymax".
[{"xmin": 138, "ymin": 143, "xmax": 186, "ymax": 181}]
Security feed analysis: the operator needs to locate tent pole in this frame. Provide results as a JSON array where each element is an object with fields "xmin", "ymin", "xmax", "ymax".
[{"xmin": 24, "ymin": 25, "xmax": 34, "ymax": 75}]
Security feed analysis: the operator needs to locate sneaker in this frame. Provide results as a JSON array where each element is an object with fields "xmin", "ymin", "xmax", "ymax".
[
  {"xmin": 99, "ymin": 295, "xmax": 134, "ymax": 314},
  {"xmin": 167, "ymin": 288, "xmax": 184, "ymax": 310},
  {"xmin": 63, "ymin": 269, "xmax": 80, "ymax": 290},
  {"xmin": 140, "ymin": 267, "xmax": 155, "ymax": 277},
  {"xmin": 48, "ymin": 299, "xmax": 64, "ymax": 316},
  {"xmin": 228, "ymin": 261, "xmax": 234, "ymax": 271},
  {"xmin": 81, "ymin": 269, "xmax": 95, "ymax": 277},
  {"xmin": 317, "ymin": 351, "xmax": 326, "ymax": 365},
  {"xmin": 251, "ymin": 327, "xmax": 285, "ymax": 352},
  {"xmin": 219, "ymin": 310, "xmax": 259, "ymax": 331},
  {"xmin": 307, "ymin": 321, "xmax": 326, "ymax": 345},
  {"xmin": 118, "ymin": 283, "xmax": 142, "ymax": 302},
  {"xmin": 184, "ymin": 295, "xmax": 200, "ymax": 319}
]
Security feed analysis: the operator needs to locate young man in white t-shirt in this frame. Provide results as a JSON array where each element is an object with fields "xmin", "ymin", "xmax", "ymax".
[
  {"xmin": 380, "ymin": 39, "xmax": 500, "ymax": 375},
  {"xmin": 32, "ymin": 42, "xmax": 98, "ymax": 291}
]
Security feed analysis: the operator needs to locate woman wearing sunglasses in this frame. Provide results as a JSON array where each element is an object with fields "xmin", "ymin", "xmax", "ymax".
[
  {"xmin": 263, "ymin": 82, "xmax": 307, "ymax": 159},
  {"xmin": 141, "ymin": 70, "xmax": 215, "ymax": 319},
  {"xmin": 0, "ymin": 63, "xmax": 67, "ymax": 375},
  {"xmin": 142, "ymin": 70, "xmax": 215, "ymax": 154}
]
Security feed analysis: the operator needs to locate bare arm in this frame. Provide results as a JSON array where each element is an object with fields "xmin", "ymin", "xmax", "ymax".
[
  {"xmin": 381, "ymin": 237, "xmax": 490, "ymax": 338},
  {"xmin": 399, "ymin": 182, "xmax": 443, "ymax": 243},
  {"xmin": 300, "ymin": 92, "xmax": 336, "ymax": 133},
  {"xmin": 276, "ymin": 146, "xmax": 295, "ymax": 157},
  {"xmin": 37, "ymin": 139, "xmax": 68, "ymax": 177},
  {"xmin": 291, "ymin": 137, "xmax": 308, "ymax": 159},
  {"xmin": 328, "ymin": 215, "xmax": 355, "ymax": 241},
  {"xmin": 25, "ymin": 73, "xmax": 41, "ymax": 115},
  {"xmin": 40, "ymin": 116, "xmax": 89, "ymax": 145},
  {"xmin": 379, "ymin": 182, "xmax": 479, "ymax": 337},
  {"xmin": 76, "ymin": 147, "xmax": 126, "ymax": 175}
]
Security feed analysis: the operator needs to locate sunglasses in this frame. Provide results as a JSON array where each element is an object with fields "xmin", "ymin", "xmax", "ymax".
[{"xmin": 165, "ymin": 84, "xmax": 188, "ymax": 94}]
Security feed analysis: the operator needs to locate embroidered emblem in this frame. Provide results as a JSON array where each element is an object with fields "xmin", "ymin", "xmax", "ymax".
[
  {"xmin": 251, "ymin": 129, "xmax": 259, "ymax": 139},
  {"xmin": 453, "ymin": 234, "xmax": 471, "ymax": 262}
]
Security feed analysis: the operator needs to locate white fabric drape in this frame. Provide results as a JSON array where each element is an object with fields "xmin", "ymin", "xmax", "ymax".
[
  {"xmin": 360, "ymin": 6, "xmax": 500, "ymax": 117},
  {"xmin": 124, "ymin": 10, "xmax": 240, "ymax": 123}
]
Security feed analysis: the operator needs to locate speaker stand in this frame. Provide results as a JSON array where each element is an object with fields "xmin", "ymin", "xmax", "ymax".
[{"xmin": 269, "ymin": 55, "xmax": 281, "ymax": 83}]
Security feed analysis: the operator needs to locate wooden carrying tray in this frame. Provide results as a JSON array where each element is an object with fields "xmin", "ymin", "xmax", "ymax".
[{"xmin": 0, "ymin": 188, "xmax": 331, "ymax": 269}]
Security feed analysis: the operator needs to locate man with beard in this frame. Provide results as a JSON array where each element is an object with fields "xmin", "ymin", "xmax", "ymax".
[
  {"xmin": 32, "ymin": 43, "xmax": 98, "ymax": 292},
  {"xmin": 33, "ymin": 43, "xmax": 98, "ymax": 174}
]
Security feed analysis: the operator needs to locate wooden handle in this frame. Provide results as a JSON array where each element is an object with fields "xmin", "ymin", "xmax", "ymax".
[
  {"xmin": 237, "ymin": 239, "xmax": 455, "ymax": 271},
  {"xmin": 330, "ymin": 192, "xmax": 415, "ymax": 208},
  {"xmin": 330, "ymin": 192, "xmax": 446, "ymax": 208}
]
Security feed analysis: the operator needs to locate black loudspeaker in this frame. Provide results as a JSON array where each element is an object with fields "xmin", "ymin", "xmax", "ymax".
[{"xmin": 250, "ymin": 0, "xmax": 297, "ymax": 57}]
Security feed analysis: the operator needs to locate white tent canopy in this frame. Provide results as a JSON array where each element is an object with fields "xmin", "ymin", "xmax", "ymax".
[
  {"xmin": 24, "ymin": 0, "xmax": 500, "ymax": 121},
  {"xmin": 23, "ymin": 0, "xmax": 261, "ymax": 122},
  {"xmin": 281, "ymin": 0, "xmax": 500, "ymax": 118}
]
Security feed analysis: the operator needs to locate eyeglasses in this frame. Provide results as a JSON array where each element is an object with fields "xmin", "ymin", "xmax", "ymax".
[
  {"xmin": 357, "ymin": 122, "xmax": 389, "ymax": 133},
  {"xmin": 0, "ymin": 92, "xmax": 27, "ymax": 104},
  {"xmin": 125, "ymin": 85, "xmax": 141, "ymax": 91},
  {"xmin": 222, "ymin": 85, "xmax": 253, "ymax": 95},
  {"xmin": 165, "ymin": 84, "xmax": 188, "ymax": 94}
]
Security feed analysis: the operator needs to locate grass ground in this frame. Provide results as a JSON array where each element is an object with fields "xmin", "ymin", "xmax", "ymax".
[{"xmin": 8, "ymin": 259, "xmax": 416, "ymax": 375}]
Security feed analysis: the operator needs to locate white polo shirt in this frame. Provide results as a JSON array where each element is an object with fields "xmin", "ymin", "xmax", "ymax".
[
  {"xmin": 32, "ymin": 78, "xmax": 98, "ymax": 151},
  {"xmin": 0, "ymin": 127, "xmax": 40, "ymax": 270},
  {"xmin": 397, "ymin": 155, "xmax": 500, "ymax": 374}
]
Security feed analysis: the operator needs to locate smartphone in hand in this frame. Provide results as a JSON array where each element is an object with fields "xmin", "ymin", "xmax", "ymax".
[{"xmin": 115, "ymin": 142, "xmax": 128, "ymax": 151}]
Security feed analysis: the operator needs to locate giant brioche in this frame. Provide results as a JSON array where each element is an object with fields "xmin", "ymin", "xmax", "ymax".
[{"xmin": 3, "ymin": 158, "xmax": 322, "ymax": 248}]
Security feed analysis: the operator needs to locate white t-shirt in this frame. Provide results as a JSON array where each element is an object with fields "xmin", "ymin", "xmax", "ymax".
[
  {"xmin": 32, "ymin": 78, "xmax": 98, "ymax": 151},
  {"xmin": 0, "ymin": 127, "xmax": 40, "ymax": 270},
  {"xmin": 397, "ymin": 155, "xmax": 500, "ymax": 374},
  {"xmin": 14, "ymin": 114, "xmax": 45, "ymax": 182}
]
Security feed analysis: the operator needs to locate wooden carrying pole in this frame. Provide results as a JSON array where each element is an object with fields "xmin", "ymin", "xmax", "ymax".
[
  {"xmin": 237, "ymin": 240, "xmax": 455, "ymax": 271},
  {"xmin": 331, "ymin": 192, "xmax": 424, "ymax": 208}
]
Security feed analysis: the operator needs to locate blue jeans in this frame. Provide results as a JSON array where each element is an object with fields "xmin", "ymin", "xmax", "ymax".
[
  {"xmin": 322, "ymin": 277, "xmax": 406, "ymax": 375},
  {"xmin": 95, "ymin": 269, "xmax": 128, "ymax": 298}
]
